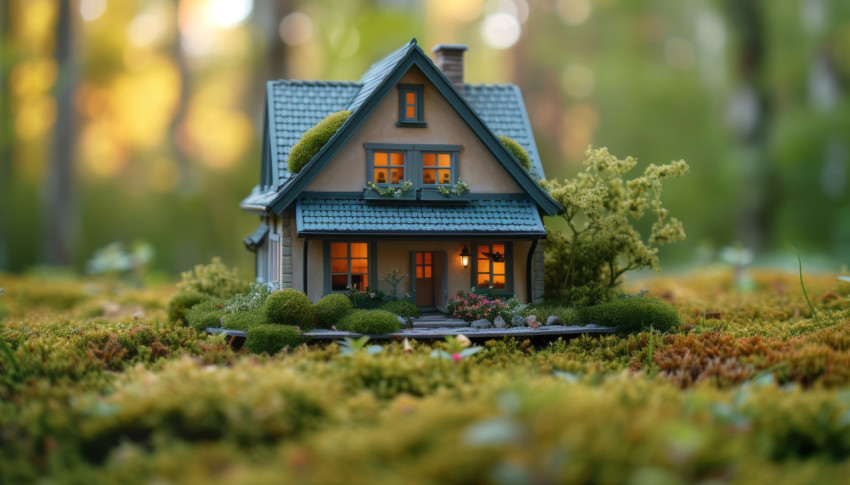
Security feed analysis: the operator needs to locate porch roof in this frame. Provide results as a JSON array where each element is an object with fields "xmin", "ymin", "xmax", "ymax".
[{"xmin": 295, "ymin": 197, "xmax": 546, "ymax": 237}]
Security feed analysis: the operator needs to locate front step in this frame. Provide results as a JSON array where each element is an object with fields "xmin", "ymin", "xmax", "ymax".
[{"xmin": 411, "ymin": 315, "xmax": 468, "ymax": 328}]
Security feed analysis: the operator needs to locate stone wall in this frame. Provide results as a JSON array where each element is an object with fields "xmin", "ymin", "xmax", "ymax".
[{"xmin": 532, "ymin": 240, "xmax": 545, "ymax": 303}]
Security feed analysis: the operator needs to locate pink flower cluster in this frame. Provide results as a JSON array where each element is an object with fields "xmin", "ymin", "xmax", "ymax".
[{"xmin": 447, "ymin": 291, "xmax": 509, "ymax": 322}]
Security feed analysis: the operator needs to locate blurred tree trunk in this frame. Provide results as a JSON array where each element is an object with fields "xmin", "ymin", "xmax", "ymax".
[
  {"xmin": 43, "ymin": 0, "xmax": 76, "ymax": 266},
  {"xmin": 0, "ymin": 0, "xmax": 11, "ymax": 269},
  {"xmin": 258, "ymin": 0, "xmax": 290, "ymax": 81},
  {"xmin": 170, "ymin": 3, "xmax": 190, "ymax": 189},
  {"xmin": 724, "ymin": 0, "xmax": 775, "ymax": 253}
]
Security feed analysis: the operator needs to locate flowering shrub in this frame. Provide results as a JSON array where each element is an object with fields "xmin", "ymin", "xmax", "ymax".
[{"xmin": 447, "ymin": 290, "xmax": 510, "ymax": 322}]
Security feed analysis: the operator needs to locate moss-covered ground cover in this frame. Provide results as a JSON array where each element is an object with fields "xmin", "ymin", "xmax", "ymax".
[{"xmin": 2, "ymin": 269, "xmax": 850, "ymax": 483}]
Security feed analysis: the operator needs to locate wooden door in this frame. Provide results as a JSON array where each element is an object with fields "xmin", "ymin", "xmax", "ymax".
[{"xmin": 414, "ymin": 251, "xmax": 434, "ymax": 307}]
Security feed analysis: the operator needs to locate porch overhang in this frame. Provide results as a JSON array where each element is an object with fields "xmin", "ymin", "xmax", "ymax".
[
  {"xmin": 242, "ymin": 223, "xmax": 270, "ymax": 252},
  {"xmin": 295, "ymin": 197, "xmax": 547, "ymax": 237}
]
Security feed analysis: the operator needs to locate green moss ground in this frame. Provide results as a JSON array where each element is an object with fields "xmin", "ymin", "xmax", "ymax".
[{"xmin": 2, "ymin": 269, "xmax": 850, "ymax": 483}]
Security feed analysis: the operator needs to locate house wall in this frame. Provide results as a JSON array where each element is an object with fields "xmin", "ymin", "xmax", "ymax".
[
  {"xmin": 304, "ymin": 66, "xmax": 523, "ymax": 194},
  {"xmin": 287, "ymin": 214, "xmax": 325, "ymax": 300}
]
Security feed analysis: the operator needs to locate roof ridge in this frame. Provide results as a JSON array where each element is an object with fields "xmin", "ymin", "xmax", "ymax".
[
  {"xmin": 269, "ymin": 79, "xmax": 362, "ymax": 87},
  {"xmin": 464, "ymin": 82, "xmax": 518, "ymax": 88}
]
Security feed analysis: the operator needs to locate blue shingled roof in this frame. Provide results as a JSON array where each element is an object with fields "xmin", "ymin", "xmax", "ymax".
[
  {"xmin": 348, "ymin": 39, "xmax": 418, "ymax": 112},
  {"xmin": 296, "ymin": 197, "xmax": 546, "ymax": 235},
  {"xmin": 464, "ymin": 84, "xmax": 544, "ymax": 180},
  {"xmin": 241, "ymin": 38, "xmax": 559, "ymax": 216},
  {"xmin": 267, "ymin": 81, "xmax": 362, "ymax": 190}
]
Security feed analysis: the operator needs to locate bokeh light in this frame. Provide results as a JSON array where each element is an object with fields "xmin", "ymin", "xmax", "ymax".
[
  {"xmin": 80, "ymin": 0, "xmax": 107, "ymax": 22},
  {"xmin": 561, "ymin": 64, "xmax": 595, "ymax": 99},
  {"xmin": 204, "ymin": 0, "xmax": 253, "ymax": 29},
  {"xmin": 557, "ymin": 0, "xmax": 592, "ymax": 26},
  {"xmin": 480, "ymin": 12, "xmax": 521, "ymax": 49},
  {"xmin": 279, "ymin": 12, "xmax": 314, "ymax": 46}
]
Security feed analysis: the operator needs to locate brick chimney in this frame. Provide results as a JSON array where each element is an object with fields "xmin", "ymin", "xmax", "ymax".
[{"xmin": 432, "ymin": 44, "xmax": 468, "ymax": 93}]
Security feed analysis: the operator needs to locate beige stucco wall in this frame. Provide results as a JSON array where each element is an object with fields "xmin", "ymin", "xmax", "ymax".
[
  {"xmin": 305, "ymin": 66, "xmax": 523, "ymax": 194},
  {"xmin": 295, "ymin": 238, "xmax": 533, "ymax": 304}
]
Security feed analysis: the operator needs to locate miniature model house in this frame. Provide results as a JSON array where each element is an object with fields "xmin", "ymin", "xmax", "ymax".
[{"xmin": 241, "ymin": 39, "xmax": 560, "ymax": 308}]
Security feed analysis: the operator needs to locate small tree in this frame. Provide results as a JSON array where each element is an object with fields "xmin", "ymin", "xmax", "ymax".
[{"xmin": 542, "ymin": 147, "xmax": 688, "ymax": 299}]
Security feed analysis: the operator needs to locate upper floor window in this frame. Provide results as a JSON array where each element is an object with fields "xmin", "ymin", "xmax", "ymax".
[
  {"xmin": 421, "ymin": 152, "xmax": 454, "ymax": 185},
  {"xmin": 397, "ymin": 84, "xmax": 425, "ymax": 127},
  {"xmin": 365, "ymin": 144, "xmax": 461, "ymax": 189},
  {"xmin": 372, "ymin": 150, "xmax": 406, "ymax": 185}
]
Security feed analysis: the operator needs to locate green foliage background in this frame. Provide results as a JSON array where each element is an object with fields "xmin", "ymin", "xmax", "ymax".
[{"xmin": 1, "ymin": 1, "xmax": 849, "ymax": 277}]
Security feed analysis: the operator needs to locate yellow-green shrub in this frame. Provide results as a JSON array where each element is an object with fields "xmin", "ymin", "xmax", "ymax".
[
  {"xmin": 337, "ymin": 310, "xmax": 401, "ymax": 334},
  {"xmin": 263, "ymin": 289, "xmax": 315, "ymax": 330},
  {"xmin": 315, "ymin": 293, "xmax": 353, "ymax": 328},
  {"xmin": 245, "ymin": 324, "xmax": 303, "ymax": 355}
]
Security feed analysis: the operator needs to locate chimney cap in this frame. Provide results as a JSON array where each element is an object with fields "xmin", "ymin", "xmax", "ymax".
[{"xmin": 432, "ymin": 44, "xmax": 468, "ymax": 53}]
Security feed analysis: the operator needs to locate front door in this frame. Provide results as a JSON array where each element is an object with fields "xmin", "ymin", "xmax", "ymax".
[{"xmin": 414, "ymin": 251, "xmax": 434, "ymax": 307}]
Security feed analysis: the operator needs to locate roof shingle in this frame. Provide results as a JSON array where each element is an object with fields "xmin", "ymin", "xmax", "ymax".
[{"xmin": 296, "ymin": 197, "xmax": 545, "ymax": 235}]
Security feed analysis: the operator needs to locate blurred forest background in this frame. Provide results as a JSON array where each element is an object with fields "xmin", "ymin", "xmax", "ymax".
[{"xmin": 1, "ymin": 0, "xmax": 849, "ymax": 281}]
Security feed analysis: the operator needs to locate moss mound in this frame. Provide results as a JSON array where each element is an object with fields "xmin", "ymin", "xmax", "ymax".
[
  {"xmin": 221, "ymin": 309, "xmax": 269, "ymax": 331},
  {"xmin": 315, "ymin": 293, "xmax": 353, "ymax": 329},
  {"xmin": 380, "ymin": 300, "xmax": 420, "ymax": 318},
  {"xmin": 263, "ymin": 289, "xmax": 315, "ymax": 330},
  {"xmin": 578, "ymin": 297, "xmax": 681, "ymax": 335},
  {"xmin": 288, "ymin": 110, "xmax": 351, "ymax": 174},
  {"xmin": 167, "ymin": 290, "xmax": 208, "ymax": 324},
  {"xmin": 498, "ymin": 135, "xmax": 531, "ymax": 170},
  {"xmin": 244, "ymin": 324, "xmax": 304, "ymax": 355},
  {"xmin": 184, "ymin": 299, "xmax": 226, "ymax": 333},
  {"xmin": 337, "ymin": 309, "xmax": 402, "ymax": 334}
]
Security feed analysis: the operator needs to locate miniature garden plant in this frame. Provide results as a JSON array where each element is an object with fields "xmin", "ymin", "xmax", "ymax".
[
  {"xmin": 437, "ymin": 178, "xmax": 470, "ymax": 197},
  {"xmin": 542, "ymin": 146, "xmax": 689, "ymax": 300},
  {"xmin": 367, "ymin": 180, "xmax": 414, "ymax": 197},
  {"xmin": 166, "ymin": 257, "xmax": 251, "ymax": 323},
  {"xmin": 244, "ymin": 324, "xmax": 303, "ymax": 355},
  {"xmin": 337, "ymin": 309, "xmax": 401, "ymax": 334},
  {"xmin": 263, "ymin": 288, "xmax": 315, "ymax": 330},
  {"xmin": 380, "ymin": 268, "xmax": 410, "ymax": 298},
  {"xmin": 315, "ymin": 293, "xmax": 353, "ymax": 329}
]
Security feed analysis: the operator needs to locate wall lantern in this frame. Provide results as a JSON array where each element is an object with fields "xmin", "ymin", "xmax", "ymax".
[{"xmin": 459, "ymin": 245, "xmax": 471, "ymax": 268}]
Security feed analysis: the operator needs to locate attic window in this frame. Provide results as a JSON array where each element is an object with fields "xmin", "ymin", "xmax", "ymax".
[{"xmin": 397, "ymin": 84, "xmax": 425, "ymax": 127}]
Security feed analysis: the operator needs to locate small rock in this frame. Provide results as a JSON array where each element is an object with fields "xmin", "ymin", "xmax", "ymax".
[
  {"xmin": 494, "ymin": 315, "xmax": 507, "ymax": 328},
  {"xmin": 526, "ymin": 315, "xmax": 538, "ymax": 327},
  {"xmin": 471, "ymin": 319, "xmax": 493, "ymax": 329},
  {"xmin": 511, "ymin": 315, "xmax": 526, "ymax": 327},
  {"xmin": 585, "ymin": 324, "xmax": 599, "ymax": 328},
  {"xmin": 545, "ymin": 315, "xmax": 562, "ymax": 326}
]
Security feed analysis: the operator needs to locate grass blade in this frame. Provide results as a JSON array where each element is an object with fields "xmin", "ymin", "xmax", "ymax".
[
  {"xmin": 0, "ymin": 336, "xmax": 20, "ymax": 374},
  {"xmin": 792, "ymin": 247, "xmax": 820, "ymax": 324}
]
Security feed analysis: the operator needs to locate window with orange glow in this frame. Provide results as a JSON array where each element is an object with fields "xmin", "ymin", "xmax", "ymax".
[
  {"xmin": 371, "ymin": 151, "xmax": 405, "ymax": 185},
  {"xmin": 415, "ymin": 252, "xmax": 433, "ymax": 279},
  {"xmin": 330, "ymin": 242, "xmax": 369, "ymax": 291},
  {"xmin": 476, "ymin": 243, "xmax": 507, "ymax": 290},
  {"xmin": 422, "ymin": 152, "xmax": 454, "ymax": 185},
  {"xmin": 397, "ymin": 84, "xmax": 424, "ymax": 125}
]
